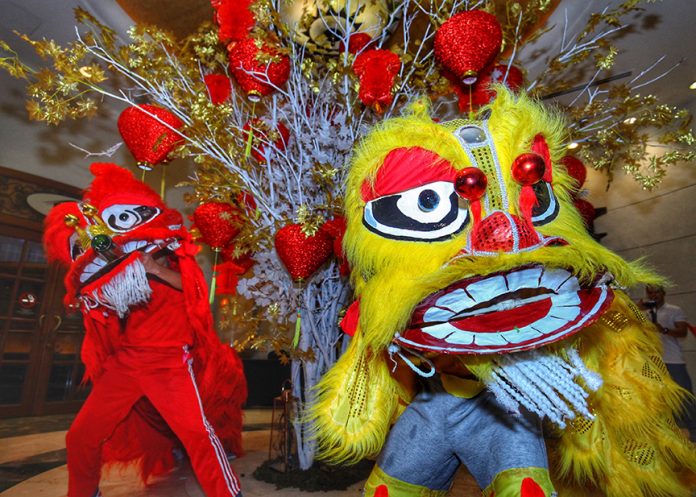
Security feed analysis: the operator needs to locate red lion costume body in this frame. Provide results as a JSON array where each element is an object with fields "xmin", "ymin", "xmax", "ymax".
[{"xmin": 44, "ymin": 163, "xmax": 246, "ymax": 497}]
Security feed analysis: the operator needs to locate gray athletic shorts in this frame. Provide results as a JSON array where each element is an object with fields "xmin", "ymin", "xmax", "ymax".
[{"xmin": 376, "ymin": 381, "xmax": 549, "ymax": 491}]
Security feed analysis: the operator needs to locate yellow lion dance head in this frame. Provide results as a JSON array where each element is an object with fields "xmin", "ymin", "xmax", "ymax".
[{"xmin": 310, "ymin": 88, "xmax": 694, "ymax": 497}]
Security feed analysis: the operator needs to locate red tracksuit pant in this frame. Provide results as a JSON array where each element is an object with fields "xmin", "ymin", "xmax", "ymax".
[{"xmin": 66, "ymin": 347, "xmax": 241, "ymax": 497}]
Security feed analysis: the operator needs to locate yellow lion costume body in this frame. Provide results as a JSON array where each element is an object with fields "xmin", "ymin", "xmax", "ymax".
[{"xmin": 310, "ymin": 88, "xmax": 696, "ymax": 497}]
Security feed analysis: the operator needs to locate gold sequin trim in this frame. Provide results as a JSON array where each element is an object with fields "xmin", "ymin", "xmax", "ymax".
[
  {"xmin": 626, "ymin": 301, "xmax": 648, "ymax": 324},
  {"xmin": 598, "ymin": 310, "xmax": 630, "ymax": 332},
  {"xmin": 571, "ymin": 416, "xmax": 594, "ymax": 434},
  {"xmin": 623, "ymin": 440, "xmax": 656, "ymax": 466}
]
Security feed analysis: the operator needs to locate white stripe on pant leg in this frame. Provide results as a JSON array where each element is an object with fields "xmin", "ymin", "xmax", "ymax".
[{"xmin": 186, "ymin": 360, "xmax": 240, "ymax": 496}]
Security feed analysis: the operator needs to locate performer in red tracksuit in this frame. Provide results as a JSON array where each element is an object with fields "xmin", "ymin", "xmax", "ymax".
[{"xmin": 44, "ymin": 163, "xmax": 246, "ymax": 497}]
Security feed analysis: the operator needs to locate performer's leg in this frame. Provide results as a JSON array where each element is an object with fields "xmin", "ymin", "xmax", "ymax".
[
  {"xmin": 66, "ymin": 359, "xmax": 143, "ymax": 497},
  {"xmin": 143, "ymin": 357, "xmax": 242, "ymax": 497},
  {"xmin": 452, "ymin": 392, "xmax": 555, "ymax": 497},
  {"xmin": 363, "ymin": 388, "xmax": 462, "ymax": 497}
]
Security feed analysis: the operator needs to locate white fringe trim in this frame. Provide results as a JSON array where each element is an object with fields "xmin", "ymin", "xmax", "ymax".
[
  {"xmin": 87, "ymin": 258, "xmax": 152, "ymax": 317},
  {"xmin": 486, "ymin": 346, "xmax": 602, "ymax": 429}
]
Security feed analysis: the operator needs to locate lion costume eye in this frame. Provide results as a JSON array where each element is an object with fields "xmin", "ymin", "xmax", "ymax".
[
  {"xmin": 102, "ymin": 204, "xmax": 160, "ymax": 232},
  {"xmin": 530, "ymin": 181, "xmax": 559, "ymax": 226},
  {"xmin": 363, "ymin": 181, "xmax": 469, "ymax": 241},
  {"xmin": 69, "ymin": 232, "xmax": 84, "ymax": 261}
]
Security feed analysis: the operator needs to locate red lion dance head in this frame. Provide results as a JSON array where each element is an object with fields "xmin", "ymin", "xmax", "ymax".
[{"xmin": 44, "ymin": 163, "xmax": 188, "ymax": 316}]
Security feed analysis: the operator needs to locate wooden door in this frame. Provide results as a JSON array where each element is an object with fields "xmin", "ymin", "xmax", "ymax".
[{"xmin": 0, "ymin": 166, "xmax": 85, "ymax": 417}]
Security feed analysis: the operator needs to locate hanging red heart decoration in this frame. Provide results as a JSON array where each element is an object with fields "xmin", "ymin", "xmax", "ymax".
[
  {"xmin": 193, "ymin": 202, "xmax": 242, "ymax": 250},
  {"xmin": 117, "ymin": 104, "xmax": 184, "ymax": 170},
  {"xmin": 434, "ymin": 10, "xmax": 502, "ymax": 85},
  {"xmin": 228, "ymin": 38, "xmax": 291, "ymax": 102},
  {"xmin": 559, "ymin": 155, "xmax": 587, "ymax": 193},
  {"xmin": 211, "ymin": 0, "xmax": 255, "ymax": 48},
  {"xmin": 204, "ymin": 74, "xmax": 233, "ymax": 105},
  {"xmin": 242, "ymin": 119, "xmax": 290, "ymax": 161},
  {"xmin": 353, "ymin": 49, "xmax": 402, "ymax": 112},
  {"xmin": 275, "ymin": 224, "xmax": 334, "ymax": 281}
]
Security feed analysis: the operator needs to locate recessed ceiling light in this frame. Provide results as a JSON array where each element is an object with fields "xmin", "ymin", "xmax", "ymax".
[
  {"xmin": 624, "ymin": 117, "xmax": 637, "ymax": 124},
  {"xmin": 567, "ymin": 142, "xmax": 579, "ymax": 150},
  {"xmin": 690, "ymin": 81, "xmax": 696, "ymax": 90}
]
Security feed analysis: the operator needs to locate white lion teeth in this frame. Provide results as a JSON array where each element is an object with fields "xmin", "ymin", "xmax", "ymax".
[
  {"xmin": 93, "ymin": 256, "xmax": 107, "ymax": 267},
  {"xmin": 465, "ymin": 275, "xmax": 508, "ymax": 303}
]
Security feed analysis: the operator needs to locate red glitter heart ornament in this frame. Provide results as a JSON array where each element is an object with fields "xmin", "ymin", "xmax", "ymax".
[
  {"xmin": 193, "ymin": 202, "xmax": 242, "ymax": 250},
  {"xmin": 559, "ymin": 155, "xmax": 587, "ymax": 192},
  {"xmin": 435, "ymin": 10, "xmax": 502, "ymax": 84},
  {"xmin": 275, "ymin": 224, "xmax": 334, "ymax": 281},
  {"xmin": 573, "ymin": 198, "xmax": 596, "ymax": 230},
  {"xmin": 228, "ymin": 38, "xmax": 291, "ymax": 101},
  {"xmin": 117, "ymin": 104, "xmax": 184, "ymax": 170}
]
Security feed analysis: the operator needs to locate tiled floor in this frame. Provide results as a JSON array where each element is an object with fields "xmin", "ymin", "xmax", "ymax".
[{"xmin": 0, "ymin": 410, "xmax": 480, "ymax": 496}]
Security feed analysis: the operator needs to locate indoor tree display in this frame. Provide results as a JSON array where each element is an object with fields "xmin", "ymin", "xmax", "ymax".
[{"xmin": 1, "ymin": 0, "xmax": 694, "ymax": 471}]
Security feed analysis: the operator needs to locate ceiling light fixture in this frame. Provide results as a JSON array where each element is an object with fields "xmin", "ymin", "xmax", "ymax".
[
  {"xmin": 690, "ymin": 81, "xmax": 696, "ymax": 90},
  {"xmin": 567, "ymin": 142, "xmax": 579, "ymax": 150},
  {"xmin": 624, "ymin": 117, "xmax": 637, "ymax": 124}
]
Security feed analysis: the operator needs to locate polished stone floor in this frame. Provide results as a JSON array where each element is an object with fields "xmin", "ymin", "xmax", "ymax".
[{"xmin": 0, "ymin": 410, "xmax": 481, "ymax": 496}]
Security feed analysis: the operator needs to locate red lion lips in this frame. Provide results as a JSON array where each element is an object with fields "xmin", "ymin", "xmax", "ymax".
[{"xmin": 396, "ymin": 265, "xmax": 614, "ymax": 355}]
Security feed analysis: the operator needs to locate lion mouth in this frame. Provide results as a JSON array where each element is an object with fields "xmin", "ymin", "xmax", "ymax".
[
  {"xmin": 79, "ymin": 237, "xmax": 181, "ymax": 286},
  {"xmin": 396, "ymin": 265, "xmax": 614, "ymax": 355}
]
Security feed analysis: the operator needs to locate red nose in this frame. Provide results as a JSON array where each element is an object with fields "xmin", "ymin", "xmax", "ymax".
[{"xmin": 470, "ymin": 211, "xmax": 541, "ymax": 253}]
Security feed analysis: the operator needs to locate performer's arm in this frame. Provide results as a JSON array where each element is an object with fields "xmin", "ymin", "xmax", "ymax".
[
  {"xmin": 141, "ymin": 252, "xmax": 183, "ymax": 290},
  {"xmin": 658, "ymin": 320, "xmax": 688, "ymax": 338}
]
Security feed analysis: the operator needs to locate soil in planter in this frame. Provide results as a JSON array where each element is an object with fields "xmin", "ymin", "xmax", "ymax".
[{"xmin": 253, "ymin": 457, "xmax": 374, "ymax": 492}]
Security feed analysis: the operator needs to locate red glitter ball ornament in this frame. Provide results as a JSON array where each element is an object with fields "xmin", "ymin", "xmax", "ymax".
[
  {"xmin": 434, "ymin": 10, "xmax": 502, "ymax": 84},
  {"xmin": 228, "ymin": 38, "xmax": 291, "ymax": 102},
  {"xmin": 274, "ymin": 224, "xmax": 334, "ymax": 281},
  {"xmin": 559, "ymin": 155, "xmax": 587, "ymax": 191},
  {"xmin": 204, "ymin": 74, "xmax": 233, "ymax": 104},
  {"xmin": 353, "ymin": 49, "xmax": 402, "ymax": 112},
  {"xmin": 242, "ymin": 119, "xmax": 290, "ymax": 162},
  {"xmin": 117, "ymin": 104, "xmax": 184, "ymax": 170},
  {"xmin": 211, "ymin": 0, "xmax": 255, "ymax": 47},
  {"xmin": 193, "ymin": 202, "xmax": 242, "ymax": 250},
  {"xmin": 573, "ymin": 198, "xmax": 596, "ymax": 229},
  {"xmin": 455, "ymin": 167, "xmax": 488, "ymax": 200},
  {"xmin": 512, "ymin": 153, "xmax": 546, "ymax": 186}
]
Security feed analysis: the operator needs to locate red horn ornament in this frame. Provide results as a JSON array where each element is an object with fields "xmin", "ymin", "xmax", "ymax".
[
  {"xmin": 117, "ymin": 104, "xmax": 184, "ymax": 170},
  {"xmin": 228, "ymin": 38, "xmax": 291, "ymax": 101},
  {"xmin": 193, "ymin": 202, "xmax": 242, "ymax": 250},
  {"xmin": 434, "ymin": 10, "xmax": 502, "ymax": 85},
  {"xmin": 274, "ymin": 223, "xmax": 334, "ymax": 281}
]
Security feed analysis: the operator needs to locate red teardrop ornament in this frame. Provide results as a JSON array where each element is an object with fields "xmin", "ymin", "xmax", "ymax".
[
  {"xmin": 204, "ymin": 74, "xmax": 233, "ymax": 105},
  {"xmin": 193, "ymin": 202, "xmax": 242, "ymax": 250},
  {"xmin": 434, "ymin": 10, "xmax": 502, "ymax": 84},
  {"xmin": 512, "ymin": 153, "xmax": 546, "ymax": 186},
  {"xmin": 274, "ymin": 224, "xmax": 334, "ymax": 281},
  {"xmin": 117, "ymin": 104, "xmax": 184, "ymax": 170},
  {"xmin": 228, "ymin": 38, "xmax": 291, "ymax": 101},
  {"xmin": 455, "ymin": 167, "xmax": 488, "ymax": 200}
]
